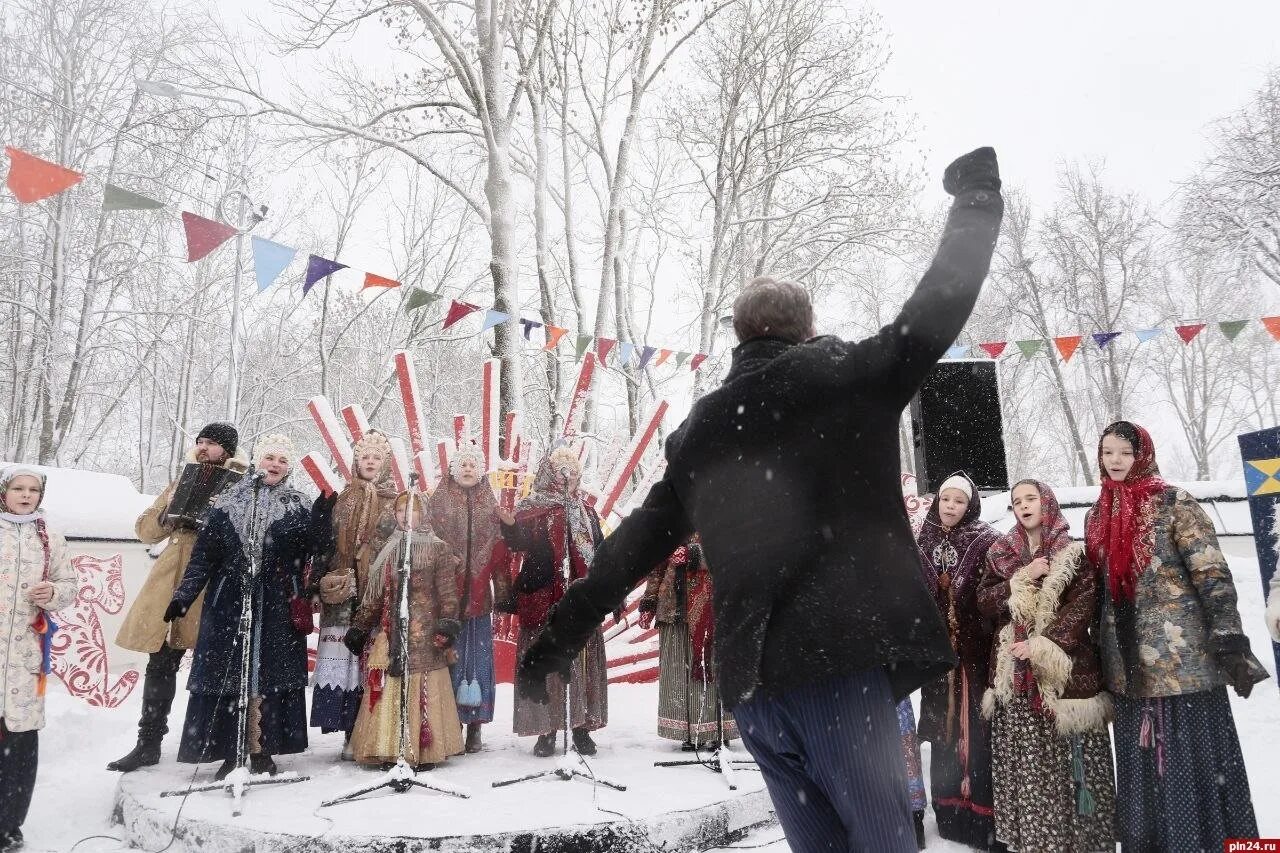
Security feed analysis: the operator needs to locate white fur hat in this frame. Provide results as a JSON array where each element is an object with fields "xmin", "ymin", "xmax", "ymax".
[
  {"xmin": 253, "ymin": 433, "xmax": 297, "ymax": 468},
  {"xmin": 449, "ymin": 438, "xmax": 486, "ymax": 478},
  {"xmin": 938, "ymin": 474, "xmax": 973, "ymax": 500}
]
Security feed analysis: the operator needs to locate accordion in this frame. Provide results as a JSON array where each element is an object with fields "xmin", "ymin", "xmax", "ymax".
[{"xmin": 165, "ymin": 463, "xmax": 242, "ymax": 529}]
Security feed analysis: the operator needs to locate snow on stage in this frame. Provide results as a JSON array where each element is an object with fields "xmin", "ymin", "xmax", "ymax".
[{"xmin": 109, "ymin": 682, "xmax": 772, "ymax": 853}]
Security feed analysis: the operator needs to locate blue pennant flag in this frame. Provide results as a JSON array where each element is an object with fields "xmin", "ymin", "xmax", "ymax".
[
  {"xmin": 1135, "ymin": 329, "xmax": 1164, "ymax": 344},
  {"xmin": 637, "ymin": 346, "xmax": 658, "ymax": 369},
  {"xmin": 303, "ymin": 255, "xmax": 347, "ymax": 296},
  {"xmin": 1092, "ymin": 332, "xmax": 1121, "ymax": 349},
  {"xmin": 618, "ymin": 341, "xmax": 635, "ymax": 366},
  {"xmin": 251, "ymin": 237, "xmax": 298, "ymax": 293},
  {"xmin": 481, "ymin": 310, "xmax": 510, "ymax": 333},
  {"xmin": 945, "ymin": 345, "xmax": 970, "ymax": 359}
]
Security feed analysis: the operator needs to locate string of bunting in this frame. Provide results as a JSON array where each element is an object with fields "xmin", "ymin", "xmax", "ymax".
[
  {"xmin": 946, "ymin": 319, "xmax": 1280, "ymax": 363},
  {"xmin": 5, "ymin": 145, "xmax": 710, "ymax": 372}
]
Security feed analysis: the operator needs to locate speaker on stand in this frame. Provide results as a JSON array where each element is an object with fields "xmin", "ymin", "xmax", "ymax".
[{"xmin": 909, "ymin": 359, "xmax": 1009, "ymax": 495}]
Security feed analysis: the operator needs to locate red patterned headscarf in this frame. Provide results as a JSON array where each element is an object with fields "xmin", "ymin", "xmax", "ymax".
[
  {"xmin": 1085, "ymin": 421, "xmax": 1166, "ymax": 603},
  {"xmin": 985, "ymin": 479, "xmax": 1072, "ymax": 581}
]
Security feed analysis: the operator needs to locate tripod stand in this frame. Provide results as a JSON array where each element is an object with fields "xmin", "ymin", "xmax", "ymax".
[
  {"xmin": 323, "ymin": 482, "xmax": 471, "ymax": 806},
  {"xmin": 161, "ymin": 472, "xmax": 310, "ymax": 816},
  {"xmin": 492, "ymin": 488, "xmax": 625, "ymax": 792}
]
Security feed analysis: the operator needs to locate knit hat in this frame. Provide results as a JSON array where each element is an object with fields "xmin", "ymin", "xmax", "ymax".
[
  {"xmin": 449, "ymin": 438, "xmax": 486, "ymax": 479},
  {"xmin": 0, "ymin": 465, "xmax": 46, "ymax": 512},
  {"xmin": 938, "ymin": 474, "xmax": 973, "ymax": 500},
  {"xmin": 197, "ymin": 422, "xmax": 239, "ymax": 456},
  {"xmin": 252, "ymin": 433, "xmax": 297, "ymax": 468}
]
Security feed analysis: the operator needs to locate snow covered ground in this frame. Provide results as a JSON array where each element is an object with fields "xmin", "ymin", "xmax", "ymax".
[{"xmin": 22, "ymin": 554, "xmax": 1280, "ymax": 852}]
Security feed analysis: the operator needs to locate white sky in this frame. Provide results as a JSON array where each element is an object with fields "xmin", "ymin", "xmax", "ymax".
[{"xmin": 870, "ymin": 0, "xmax": 1280, "ymax": 209}]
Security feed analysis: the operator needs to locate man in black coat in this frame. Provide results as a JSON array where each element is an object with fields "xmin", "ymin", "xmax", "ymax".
[{"xmin": 520, "ymin": 148, "xmax": 1003, "ymax": 853}]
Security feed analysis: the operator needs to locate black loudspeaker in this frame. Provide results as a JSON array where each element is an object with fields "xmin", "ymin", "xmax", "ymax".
[{"xmin": 909, "ymin": 360, "xmax": 1008, "ymax": 495}]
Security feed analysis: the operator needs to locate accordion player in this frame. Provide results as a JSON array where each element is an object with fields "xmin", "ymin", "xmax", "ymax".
[{"xmin": 164, "ymin": 463, "xmax": 244, "ymax": 529}]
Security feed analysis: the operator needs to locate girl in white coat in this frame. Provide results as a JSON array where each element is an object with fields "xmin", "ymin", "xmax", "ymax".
[{"xmin": 0, "ymin": 467, "xmax": 76, "ymax": 852}]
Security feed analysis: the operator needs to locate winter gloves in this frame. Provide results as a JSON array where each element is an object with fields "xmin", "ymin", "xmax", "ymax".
[
  {"xmin": 162, "ymin": 599, "xmax": 190, "ymax": 622},
  {"xmin": 516, "ymin": 599, "xmax": 580, "ymax": 704},
  {"xmin": 343, "ymin": 627, "xmax": 369, "ymax": 657},
  {"xmin": 318, "ymin": 571, "xmax": 355, "ymax": 605},
  {"xmin": 1212, "ymin": 634, "xmax": 1270, "ymax": 699},
  {"xmin": 943, "ymin": 147, "xmax": 1001, "ymax": 196}
]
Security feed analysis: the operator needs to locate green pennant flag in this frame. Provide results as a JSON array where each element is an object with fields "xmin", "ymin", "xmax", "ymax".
[
  {"xmin": 575, "ymin": 334, "xmax": 593, "ymax": 361},
  {"xmin": 1219, "ymin": 320, "xmax": 1248, "ymax": 341},
  {"xmin": 403, "ymin": 288, "xmax": 441, "ymax": 313},
  {"xmin": 674, "ymin": 351, "xmax": 691, "ymax": 368},
  {"xmin": 1016, "ymin": 339, "xmax": 1044, "ymax": 358},
  {"xmin": 102, "ymin": 183, "xmax": 164, "ymax": 211}
]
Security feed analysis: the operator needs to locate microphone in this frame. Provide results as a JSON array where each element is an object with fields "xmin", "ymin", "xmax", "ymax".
[{"xmin": 252, "ymin": 469, "xmax": 268, "ymax": 481}]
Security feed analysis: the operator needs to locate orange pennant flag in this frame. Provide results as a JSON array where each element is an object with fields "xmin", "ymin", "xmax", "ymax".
[
  {"xmin": 363, "ymin": 272, "xmax": 400, "ymax": 289},
  {"xmin": 1262, "ymin": 317, "xmax": 1280, "ymax": 342},
  {"xmin": 5, "ymin": 146, "xmax": 84, "ymax": 203},
  {"xmin": 1054, "ymin": 335, "xmax": 1083, "ymax": 362},
  {"xmin": 654, "ymin": 349, "xmax": 673, "ymax": 366},
  {"xmin": 543, "ymin": 325, "xmax": 569, "ymax": 350}
]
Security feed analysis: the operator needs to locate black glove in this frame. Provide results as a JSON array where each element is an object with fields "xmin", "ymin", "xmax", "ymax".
[
  {"xmin": 494, "ymin": 592, "xmax": 518, "ymax": 615},
  {"xmin": 943, "ymin": 147, "xmax": 1000, "ymax": 196},
  {"xmin": 1217, "ymin": 650, "xmax": 1266, "ymax": 699},
  {"xmin": 516, "ymin": 628, "xmax": 573, "ymax": 704},
  {"xmin": 163, "ymin": 600, "xmax": 190, "ymax": 623},
  {"xmin": 343, "ymin": 627, "xmax": 369, "ymax": 657},
  {"xmin": 435, "ymin": 619, "xmax": 460, "ymax": 649}
]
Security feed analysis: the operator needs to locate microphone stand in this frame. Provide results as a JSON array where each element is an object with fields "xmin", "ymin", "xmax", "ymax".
[
  {"xmin": 493, "ymin": 483, "xmax": 625, "ymax": 792},
  {"xmin": 653, "ymin": 547, "xmax": 754, "ymax": 790},
  {"xmin": 161, "ymin": 469, "xmax": 310, "ymax": 816},
  {"xmin": 323, "ymin": 479, "xmax": 471, "ymax": 806}
]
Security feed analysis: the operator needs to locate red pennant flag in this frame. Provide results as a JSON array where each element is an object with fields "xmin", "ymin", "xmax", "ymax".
[
  {"xmin": 1174, "ymin": 323, "xmax": 1207, "ymax": 344},
  {"xmin": 181, "ymin": 211, "xmax": 238, "ymax": 262},
  {"xmin": 363, "ymin": 272, "xmax": 400, "ymax": 290},
  {"xmin": 597, "ymin": 337, "xmax": 617, "ymax": 365},
  {"xmin": 1262, "ymin": 317, "xmax": 1280, "ymax": 342},
  {"xmin": 5, "ymin": 147, "xmax": 84, "ymax": 203},
  {"xmin": 543, "ymin": 325, "xmax": 569, "ymax": 350},
  {"xmin": 654, "ymin": 349, "xmax": 673, "ymax": 366},
  {"xmin": 1054, "ymin": 335, "xmax": 1083, "ymax": 362},
  {"xmin": 690, "ymin": 353, "xmax": 708, "ymax": 371},
  {"xmin": 442, "ymin": 299, "xmax": 481, "ymax": 329},
  {"xmin": 978, "ymin": 341, "xmax": 1007, "ymax": 359}
]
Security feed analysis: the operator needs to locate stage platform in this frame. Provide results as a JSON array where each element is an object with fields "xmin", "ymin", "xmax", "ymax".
[{"xmin": 111, "ymin": 684, "xmax": 773, "ymax": 853}]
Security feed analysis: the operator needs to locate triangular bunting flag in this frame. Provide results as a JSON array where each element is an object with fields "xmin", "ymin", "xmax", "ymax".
[
  {"xmin": 481, "ymin": 309, "xmax": 510, "ymax": 333},
  {"xmin": 1016, "ymin": 339, "xmax": 1044, "ymax": 358},
  {"xmin": 618, "ymin": 342, "xmax": 635, "ymax": 366},
  {"xmin": 1174, "ymin": 323, "xmax": 1207, "ymax": 344},
  {"xmin": 1262, "ymin": 317, "xmax": 1280, "ymax": 342},
  {"xmin": 1054, "ymin": 335, "xmax": 1083, "ymax": 362},
  {"xmin": 250, "ymin": 236, "xmax": 297, "ymax": 292},
  {"xmin": 597, "ymin": 337, "xmax": 617, "ymax": 365},
  {"xmin": 1219, "ymin": 320, "xmax": 1248, "ymax": 341},
  {"xmin": 102, "ymin": 183, "xmax": 163, "ymax": 211},
  {"xmin": 520, "ymin": 319, "xmax": 543, "ymax": 340},
  {"xmin": 690, "ymin": 353, "xmax": 708, "ymax": 371},
  {"xmin": 1135, "ymin": 329, "xmax": 1163, "ymax": 344},
  {"xmin": 443, "ymin": 300, "xmax": 482, "ymax": 329},
  {"xmin": 544, "ymin": 326, "xmax": 568, "ymax": 350},
  {"xmin": 1092, "ymin": 332, "xmax": 1122, "ymax": 349},
  {"xmin": 674, "ymin": 352, "xmax": 691, "ymax": 368},
  {"xmin": 182, "ymin": 211, "xmax": 238, "ymax": 262},
  {"xmin": 404, "ymin": 288, "xmax": 441, "ymax": 313},
  {"xmin": 945, "ymin": 345, "xmax": 970, "ymax": 359},
  {"xmin": 637, "ymin": 346, "xmax": 657, "ymax": 369},
  {"xmin": 655, "ymin": 349, "xmax": 673, "ymax": 367},
  {"xmin": 303, "ymin": 255, "xmax": 348, "ymax": 296},
  {"xmin": 363, "ymin": 272, "xmax": 400, "ymax": 290},
  {"xmin": 575, "ymin": 335, "xmax": 593, "ymax": 361},
  {"xmin": 978, "ymin": 342, "xmax": 1007, "ymax": 359},
  {"xmin": 5, "ymin": 147, "xmax": 83, "ymax": 203}
]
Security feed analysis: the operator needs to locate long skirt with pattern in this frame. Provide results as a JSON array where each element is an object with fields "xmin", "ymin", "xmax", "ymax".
[
  {"xmin": 925, "ymin": 674, "xmax": 1001, "ymax": 849},
  {"xmin": 451, "ymin": 614, "xmax": 497, "ymax": 725},
  {"xmin": 1113, "ymin": 687, "xmax": 1258, "ymax": 853},
  {"xmin": 178, "ymin": 689, "xmax": 308, "ymax": 763},
  {"xmin": 351, "ymin": 667, "xmax": 464, "ymax": 766},
  {"xmin": 513, "ymin": 625, "xmax": 607, "ymax": 737},
  {"xmin": 656, "ymin": 622, "xmax": 737, "ymax": 745},
  {"xmin": 991, "ymin": 696, "xmax": 1115, "ymax": 853},
  {"xmin": 310, "ymin": 624, "xmax": 363, "ymax": 734},
  {"xmin": 897, "ymin": 699, "xmax": 927, "ymax": 813}
]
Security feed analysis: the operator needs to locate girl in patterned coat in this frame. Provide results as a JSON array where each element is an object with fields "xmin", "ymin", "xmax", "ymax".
[
  {"xmin": 0, "ymin": 467, "xmax": 76, "ymax": 853},
  {"xmin": 1087, "ymin": 421, "xmax": 1268, "ymax": 852},
  {"xmin": 978, "ymin": 480, "xmax": 1115, "ymax": 853}
]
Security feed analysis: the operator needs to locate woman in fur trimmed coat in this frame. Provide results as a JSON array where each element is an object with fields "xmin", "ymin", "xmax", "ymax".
[{"xmin": 977, "ymin": 480, "xmax": 1114, "ymax": 853}]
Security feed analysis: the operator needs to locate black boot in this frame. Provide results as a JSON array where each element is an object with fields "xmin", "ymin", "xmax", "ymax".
[
  {"xmin": 0, "ymin": 828, "xmax": 24, "ymax": 852},
  {"xmin": 465, "ymin": 722, "xmax": 483, "ymax": 754},
  {"xmin": 913, "ymin": 809, "xmax": 926, "ymax": 850},
  {"xmin": 250, "ymin": 754, "xmax": 278, "ymax": 776},
  {"xmin": 107, "ymin": 645, "xmax": 183, "ymax": 772},
  {"xmin": 214, "ymin": 759, "xmax": 236, "ymax": 781},
  {"xmin": 533, "ymin": 733, "xmax": 556, "ymax": 757},
  {"xmin": 572, "ymin": 727, "xmax": 597, "ymax": 756}
]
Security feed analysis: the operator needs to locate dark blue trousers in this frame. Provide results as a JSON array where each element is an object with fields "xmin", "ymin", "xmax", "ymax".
[{"xmin": 733, "ymin": 668, "xmax": 916, "ymax": 853}]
